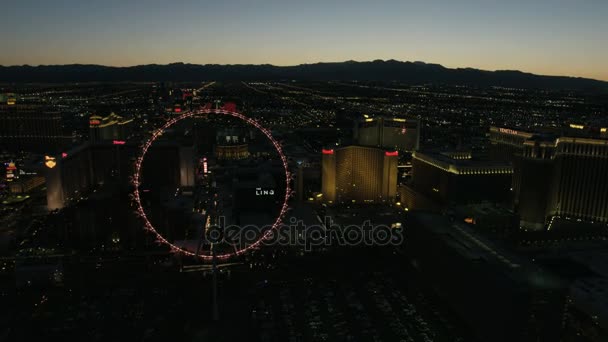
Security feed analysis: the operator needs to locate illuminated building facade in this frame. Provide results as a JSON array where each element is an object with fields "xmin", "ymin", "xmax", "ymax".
[
  {"xmin": 321, "ymin": 146, "xmax": 398, "ymax": 203},
  {"xmin": 490, "ymin": 126, "xmax": 608, "ymax": 230},
  {"xmin": 564, "ymin": 122, "xmax": 608, "ymax": 139},
  {"xmin": 488, "ymin": 126, "xmax": 535, "ymax": 163},
  {"xmin": 551, "ymin": 138, "xmax": 608, "ymax": 223},
  {"xmin": 215, "ymin": 144, "xmax": 249, "ymax": 160},
  {"xmin": 519, "ymin": 137, "xmax": 608, "ymax": 230},
  {"xmin": 411, "ymin": 151, "xmax": 513, "ymax": 205},
  {"xmin": 89, "ymin": 112, "xmax": 133, "ymax": 142},
  {"xmin": 354, "ymin": 116, "xmax": 420, "ymax": 152},
  {"xmin": 0, "ymin": 103, "xmax": 69, "ymax": 152},
  {"xmin": 215, "ymin": 128, "xmax": 249, "ymax": 160},
  {"xmin": 0, "ymin": 93, "xmax": 16, "ymax": 105},
  {"xmin": 5, "ymin": 161, "xmax": 17, "ymax": 182},
  {"xmin": 321, "ymin": 149, "xmax": 337, "ymax": 202}
]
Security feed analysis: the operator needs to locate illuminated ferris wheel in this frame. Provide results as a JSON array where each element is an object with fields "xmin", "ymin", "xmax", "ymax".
[{"xmin": 132, "ymin": 105, "xmax": 292, "ymax": 261}]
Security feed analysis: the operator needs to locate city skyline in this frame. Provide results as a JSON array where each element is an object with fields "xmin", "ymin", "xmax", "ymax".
[
  {"xmin": 2, "ymin": 0, "xmax": 607, "ymax": 81},
  {"xmin": 2, "ymin": 1, "xmax": 608, "ymax": 340}
]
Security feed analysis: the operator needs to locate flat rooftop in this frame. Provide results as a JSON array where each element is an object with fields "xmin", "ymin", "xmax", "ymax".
[{"xmin": 413, "ymin": 151, "xmax": 513, "ymax": 175}]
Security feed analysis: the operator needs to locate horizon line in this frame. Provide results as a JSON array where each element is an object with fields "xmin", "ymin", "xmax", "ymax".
[{"xmin": 1, "ymin": 59, "xmax": 606, "ymax": 82}]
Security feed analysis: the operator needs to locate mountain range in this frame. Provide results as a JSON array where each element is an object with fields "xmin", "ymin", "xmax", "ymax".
[{"xmin": 1, "ymin": 60, "xmax": 606, "ymax": 91}]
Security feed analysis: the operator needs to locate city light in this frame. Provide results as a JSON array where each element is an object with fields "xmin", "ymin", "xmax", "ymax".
[
  {"xmin": 498, "ymin": 128, "xmax": 519, "ymax": 135},
  {"xmin": 44, "ymin": 156, "xmax": 57, "ymax": 169},
  {"xmin": 2, "ymin": 3, "xmax": 608, "ymax": 339},
  {"xmin": 132, "ymin": 107, "xmax": 291, "ymax": 261}
]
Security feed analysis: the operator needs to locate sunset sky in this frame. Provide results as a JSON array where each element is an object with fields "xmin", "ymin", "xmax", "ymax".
[{"xmin": 2, "ymin": 0, "xmax": 607, "ymax": 80}]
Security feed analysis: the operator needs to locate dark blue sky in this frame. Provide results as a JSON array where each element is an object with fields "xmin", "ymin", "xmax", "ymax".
[{"xmin": 2, "ymin": 0, "xmax": 607, "ymax": 80}]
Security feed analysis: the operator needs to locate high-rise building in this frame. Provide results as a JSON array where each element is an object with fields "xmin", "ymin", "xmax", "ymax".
[
  {"xmin": 321, "ymin": 149, "xmax": 336, "ymax": 202},
  {"xmin": 489, "ymin": 126, "xmax": 608, "ymax": 230},
  {"xmin": 488, "ymin": 126, "xmax": 537, "ymax": 200},
  {"xmin": 46, "ymin": 140, "xmax": 194, "ymax": 210},
  {"xmin": 354, "ymin": 116, "xmax": 420, "ymax": 152},
  {"xmin": 321, "ymin": 146, "xmax": 398, "ymax": 203},
  {"xmin": 0, "ymin": 103, "xmax": 70, "ymax": 152},
  {"xmin": 488, "ymin": 126, "xmax": 535, "ymax": 162},
  {"xmin": 519, "ymin": 136, "xmax": 608, "ymax": 230},
  {"xmin": 214, "ymin": 127, "xmax": 249, "ymax": 160},
  {"xmin": 89, "ymin": 112, "xmax": 133, "ymax": 142}
]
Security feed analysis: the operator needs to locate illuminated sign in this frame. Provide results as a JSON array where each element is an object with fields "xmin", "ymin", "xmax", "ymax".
[
  {"xmin": 174, "ymin": 107, "xmax": 182, "ymax": 113},
  {"xmin": 61, "ymin": 152, "xmax": 68, "ymax": 158},
  {"xmin": 322, "ymin": 149, "xmax": 334, "ymax": 155},
  {"xmin": 601, "ymin": 128, "xmax": 607, "ymax": 133},
  {"xmin": 255, "ymin": 188, "xmax": 275, "ymax": 196},
  {"xmin": 113, "ymin": 140, "xmax": 126, "ymax": 145},
  {"xmin": 203, "ymin": 157, "xmax": 208, "ymax": 174},
  {"xmin": 89, "ymin": 119, "xmax": 101, "ymax": 125},
  {"xmin": 385, "ymin": 151, "xmax": 399, "ymax": 157},
  {"xmin": 499, "ymin": 128, "xmax": 519, "ymax": 135},
  {"xmin": 569, "ymin": 124, "xmax": 585, "ymax": 130},
  {"xmin": 392, "ymin": 118, "xmax": 406, "ymax": 122},
  {"xmin": 44, "ymin": 156, "xmax": 57, "ymax": 169},
  {"xmin": 6, "ymin": 161, "xmax": 17, "ymax": 182},
  {"xmin": 365, "ymin": 118, "xmax": 374, "ymax": 122}
]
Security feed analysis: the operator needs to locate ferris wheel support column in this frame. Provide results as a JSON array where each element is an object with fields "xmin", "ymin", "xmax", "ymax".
[{"xmin": 212, "ymin": 242, "xmax": 219, "ymax": 321}]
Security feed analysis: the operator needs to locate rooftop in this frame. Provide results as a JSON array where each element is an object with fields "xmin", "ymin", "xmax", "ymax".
[{"xmin": 413, "ymin": 150, "xmax": 513, "ymax": 175}]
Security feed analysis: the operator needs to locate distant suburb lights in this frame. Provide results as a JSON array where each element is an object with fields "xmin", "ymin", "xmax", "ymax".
[{"xmin": 131, "ymin": 106, "xmax": 291, "ymax": 261}]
